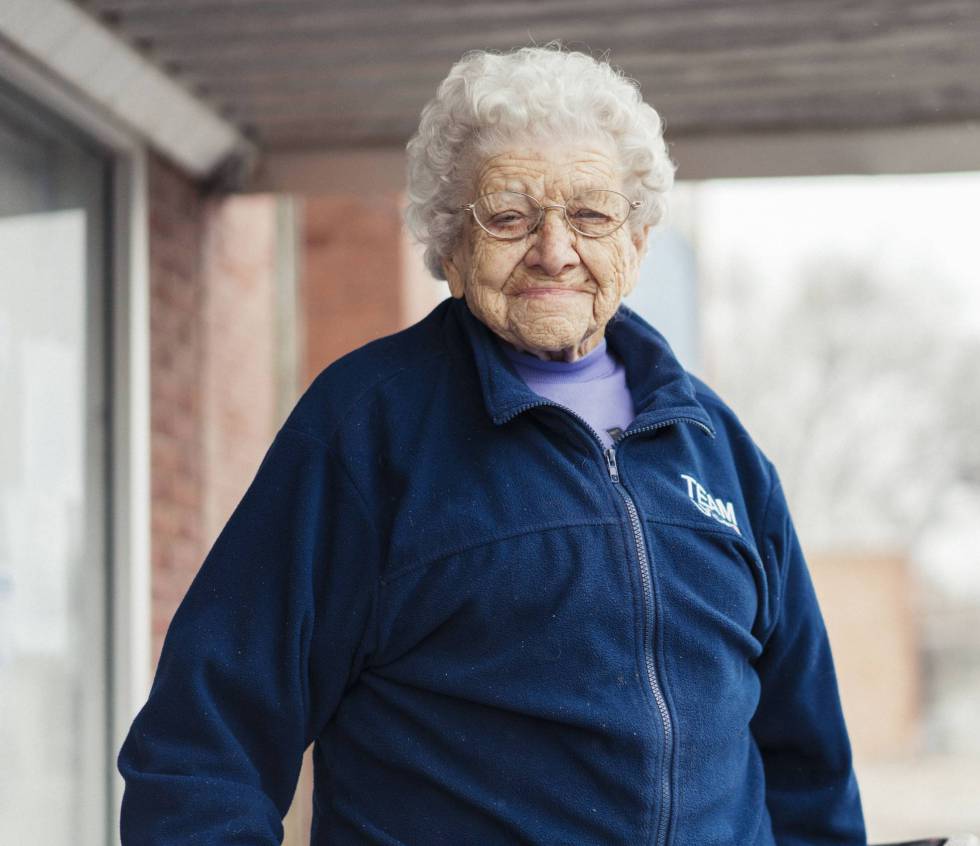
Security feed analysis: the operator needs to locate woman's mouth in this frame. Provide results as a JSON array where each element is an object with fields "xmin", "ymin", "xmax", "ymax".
[{"xmin": 517, "ymin": 287, "xmax": 590, "ymax": 298}]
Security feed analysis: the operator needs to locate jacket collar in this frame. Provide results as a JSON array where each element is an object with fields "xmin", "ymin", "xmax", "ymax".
[{"xmin": 448, "ymin": 297, "xmax": 715, "ymax": 437}]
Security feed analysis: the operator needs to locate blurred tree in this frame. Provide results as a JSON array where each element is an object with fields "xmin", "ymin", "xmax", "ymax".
[{"xmin": 707, "ymin": 254, "xmax": 980, "ymax": 554}]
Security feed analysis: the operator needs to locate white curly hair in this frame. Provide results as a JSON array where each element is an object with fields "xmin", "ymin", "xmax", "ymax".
[{"xmin": 404, "ymin": 44, "xmax": 677, "ymax": 280}]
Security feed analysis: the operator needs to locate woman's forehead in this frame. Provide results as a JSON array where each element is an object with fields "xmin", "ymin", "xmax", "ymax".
[{"xmin": 474, "ymin": 146, "xmax": 622, "ymax": 195}]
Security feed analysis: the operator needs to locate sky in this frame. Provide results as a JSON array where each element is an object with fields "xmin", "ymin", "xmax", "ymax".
[
  {"xmin": 690, "ymin": 170, "xmax": 980, "ymax": 336},
  {"xmin": 676, "ymin": 171, "xmax": 980, "ymax": 599}
]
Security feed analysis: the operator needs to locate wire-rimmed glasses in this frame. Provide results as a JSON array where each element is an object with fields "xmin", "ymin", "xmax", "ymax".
[{"xmin": 460, "ymin": 189, "xmax": 641, "ymax": 240}]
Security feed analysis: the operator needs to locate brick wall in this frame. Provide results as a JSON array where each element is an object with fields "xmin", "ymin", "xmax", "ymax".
[
  {"xmin": 809, "ymin": 550, "xmax": 921, "ymax": 761},
  {"xmin": 301, "ymin": 194, "xmax": 406, "ymax": 382},
  {"xmin": 147, "ymin": 154, "xmax": 207, "ymax": 667},
  {"xmin": 147, "ymin": 154, "xmax": 280, "ymax": 667}
]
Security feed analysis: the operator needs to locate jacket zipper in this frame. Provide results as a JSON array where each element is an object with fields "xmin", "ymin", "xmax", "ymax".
[
  {"xmin": 604, "ymin": 444, "xmax": 672, "ymax": 846},
  {"xmin": 602, "ymin": 417, "xmax": 711, "ymax": 846},
  {"xmin": 512, "ymin": 402, "xmax": 710, "ymax": 846}
]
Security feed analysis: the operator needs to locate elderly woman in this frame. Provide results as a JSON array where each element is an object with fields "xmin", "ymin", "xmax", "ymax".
[{"xmin": 119, "ymin": 47, "xmax": 865, "ymax": 845}]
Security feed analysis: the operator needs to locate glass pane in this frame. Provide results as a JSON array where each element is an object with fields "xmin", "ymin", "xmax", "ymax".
[{"xmin": 0, "ymin": 79, "xmax": 111, "ymax": 846}]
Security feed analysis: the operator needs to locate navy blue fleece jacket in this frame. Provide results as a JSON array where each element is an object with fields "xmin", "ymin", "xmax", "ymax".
[{"xmin": 118, "ymin": 296, "xmax": 865, "ymax": 845}]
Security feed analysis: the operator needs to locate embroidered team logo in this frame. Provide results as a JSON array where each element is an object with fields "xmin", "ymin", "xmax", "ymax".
[{"xmin": 681, "ymin": 474, "xmax": 740, "ymax": 535}]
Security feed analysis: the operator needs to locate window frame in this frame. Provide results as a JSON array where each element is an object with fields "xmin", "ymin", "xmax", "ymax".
[{"xmin": 0, "ymin": 40, "xmax": 152, "ymax": 844}]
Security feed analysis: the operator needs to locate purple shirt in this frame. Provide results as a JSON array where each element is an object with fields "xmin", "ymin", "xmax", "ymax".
[{"xmin": 498, "ymin": 337, "xmax": 636, "ymax": 448}]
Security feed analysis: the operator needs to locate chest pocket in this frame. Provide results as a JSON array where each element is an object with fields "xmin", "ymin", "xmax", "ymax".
[{"xmin": 642, "ymin": 518, "xmax": 769, "ymax": 662}]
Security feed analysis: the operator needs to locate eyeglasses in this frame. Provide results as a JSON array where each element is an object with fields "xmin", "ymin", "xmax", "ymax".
[{"xmin": 459, "ymin": 189, "xmax": 642, "ymax": 240}]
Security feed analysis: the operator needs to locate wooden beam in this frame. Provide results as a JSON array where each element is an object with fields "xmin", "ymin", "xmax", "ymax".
[
  {"xmin": 249, "ymin": 147, "xmax": 407, "ymax": 194},
  {"xmin": 248, "ymin": 120, "xmax": 980, "ymax": 195},
  {"xmin": 671, "ymin": 121, "xmax": 980, "ymax": 179}
]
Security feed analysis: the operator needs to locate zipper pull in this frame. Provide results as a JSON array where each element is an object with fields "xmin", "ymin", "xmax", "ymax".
[{"xmin": 604, "ymin": 447, "xmax": 620, "ymax": 482}]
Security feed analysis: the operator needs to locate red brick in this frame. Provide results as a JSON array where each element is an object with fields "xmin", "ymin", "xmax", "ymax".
[
  {"xmin": 301, "ymin": 194, "xmax": 405, "ymax": 384},
  {"xmin": 147, "ymin": 155, "xmax": 282, "ymax": 666}
]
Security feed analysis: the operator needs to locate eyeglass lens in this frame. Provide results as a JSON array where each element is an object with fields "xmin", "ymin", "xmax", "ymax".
[{"xmin": 472, "ymin": 190, "xmax": 631, "ymax": 238}]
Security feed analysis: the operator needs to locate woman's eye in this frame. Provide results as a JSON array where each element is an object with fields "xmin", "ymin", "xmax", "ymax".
[
  {"xmin": 572, "ymin": 208, "xmax": 611, "ymax": 221},
  {"xmin": 490, "ymin": 212, "xmax": 525, "ymax": 225}
]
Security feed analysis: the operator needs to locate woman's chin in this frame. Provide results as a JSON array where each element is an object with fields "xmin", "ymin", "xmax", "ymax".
[{"xmin": 507, "ymin": 316, "xmax": 594, "ymax": 357}]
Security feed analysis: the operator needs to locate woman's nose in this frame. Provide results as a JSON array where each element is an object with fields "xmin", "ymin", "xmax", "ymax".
[{"xmin": 524, "ymin": 208, "xmax": 581, "ymax": 277}]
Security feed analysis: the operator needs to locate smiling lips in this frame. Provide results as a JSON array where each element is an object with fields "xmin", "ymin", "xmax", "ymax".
[{"xmin": 516, "ymin": 286, "xmax": 591, "ymax": 298}]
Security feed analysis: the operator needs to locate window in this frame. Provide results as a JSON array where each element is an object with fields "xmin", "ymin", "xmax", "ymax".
[{"xmin": 0, "ymin": 77, "xmax": 113, "ymax": 845}]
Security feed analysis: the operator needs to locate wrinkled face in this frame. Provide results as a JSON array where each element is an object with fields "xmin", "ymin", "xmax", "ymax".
[{"xmin": 443, "ymin": 143, "xmax": 649, "ymax": 361}]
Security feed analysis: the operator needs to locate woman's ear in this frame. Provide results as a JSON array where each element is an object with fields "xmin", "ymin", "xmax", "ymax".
[
  {"xmin": 442, "ymin": 252, "xmax": 466, "ymax": 299},
  {"xmin": 622, "ymin": 225, "xmax": 653, "ymax": 299},
  {"xmin": 632, "ymin": 224, "xmax": 653, "ymax": 255}
]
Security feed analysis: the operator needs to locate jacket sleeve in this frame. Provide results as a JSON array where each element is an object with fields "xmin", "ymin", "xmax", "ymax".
[
  {"xmin": 118, "ymin": 425, "xmax": 380, "ymax": 845},
  {"xmin": 749, "ymin": 462, "xmax": 866, "ymax": 846}
]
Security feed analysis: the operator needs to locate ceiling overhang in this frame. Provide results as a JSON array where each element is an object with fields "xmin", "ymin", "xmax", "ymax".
[
  {"xmin": 4, "ymin": 1, "xmax": 979, "ymax": 186},
  {"xmin": 0, "ymin": 0, "xmax": 253, "ymax": 178}
]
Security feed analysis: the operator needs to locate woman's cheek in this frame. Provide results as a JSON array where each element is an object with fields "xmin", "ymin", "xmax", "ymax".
[
  {"xmin": 581, "ymin": 240, "xmax": 632, "ymax": 302},
  {"xmin": 471, "ymin": 238, "xmax": 524, "ymax": 291}
]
